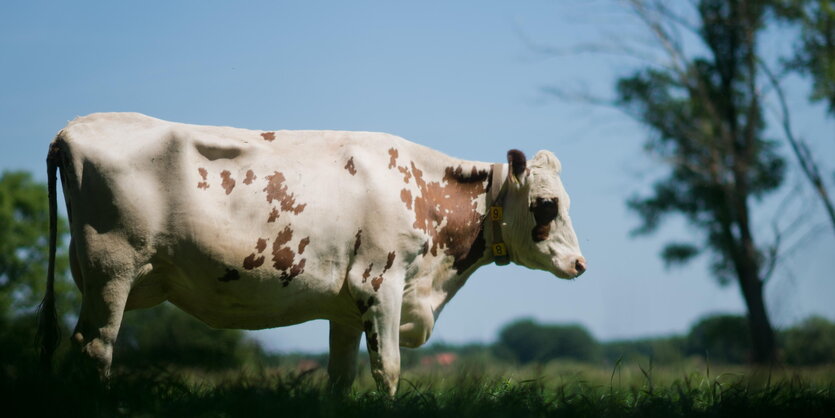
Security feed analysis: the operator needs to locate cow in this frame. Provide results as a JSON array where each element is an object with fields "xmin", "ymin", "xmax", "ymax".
[{"xmin": 38, "ymin": 112, "xmax": 585, "ymax": 396}]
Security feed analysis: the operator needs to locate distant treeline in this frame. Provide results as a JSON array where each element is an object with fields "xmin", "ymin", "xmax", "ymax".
[
  {"xmin": 420, "ymin": 314, "xmax": 835, "ymax": 367},
  {"xmin": 8, "ymin": 302, "xmax": 835, "ymax": 377}
]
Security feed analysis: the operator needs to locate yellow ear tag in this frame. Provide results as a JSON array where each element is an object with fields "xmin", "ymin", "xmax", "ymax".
[
  {"xmin": 492, "ymin": 242, "xmax": 507, "ymax": 257},
  {"xmin": 490, "ymin": 206, "xmax": 503, "ymax": 221}
]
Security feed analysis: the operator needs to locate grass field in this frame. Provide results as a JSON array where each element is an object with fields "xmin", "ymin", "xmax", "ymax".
[{"xmin": 5, "ymin": 359, "xmax": 834, "ymax": 417}]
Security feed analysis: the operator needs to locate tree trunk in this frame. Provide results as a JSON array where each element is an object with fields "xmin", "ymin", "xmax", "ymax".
[
  {"xmin": 728, "ymin": 166, "xmax": 778, "ymax": 364},
  {"xmin": 737, "ymin": 270, "xmax": 777, "ymax": 363}
]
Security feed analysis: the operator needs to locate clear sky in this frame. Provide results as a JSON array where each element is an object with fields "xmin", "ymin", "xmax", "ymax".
[{"xmin": 2, "ymin": 0, "xmax": 833, "ymax": 352}]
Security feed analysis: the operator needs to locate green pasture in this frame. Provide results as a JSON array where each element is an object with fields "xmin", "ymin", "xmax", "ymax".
[{"xmin": 5, "ymin": 358, "xmax": 834, "ymax": 417}]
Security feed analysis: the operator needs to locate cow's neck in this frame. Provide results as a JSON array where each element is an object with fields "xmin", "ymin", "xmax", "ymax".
[{"xmin": 423, "ymin": 161, "xmax": 506, "ymax": 312}]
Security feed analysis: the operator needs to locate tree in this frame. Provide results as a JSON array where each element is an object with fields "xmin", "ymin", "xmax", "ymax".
[
  {"xmin": 0, "ymin": 171, "xmax": 75, "ymax": 371},
  {"xmin": 0, "ymin": 171, "xmax": 73, "ymax": 319},
  {"xmin": 116, "ymin": 302, "xmax": 265, "ymax": 370},
  {"xmin": 494, "ymin": 318, "xmax": 600, "ymax": 364},
  {"xmin": 685, "ymin": 314, "xmax": 751, "ymax": 363},
  {"xmin": 617, "ymin": 0, "xmax": 784, "ymax": 363},
  {"xmin": 602, "ymin": 336, "xmax": 686, "ymax": 365},
  {"xmin": 767, "ymin": 0, "xmax": 835, "ymax": 233},
  {"xmin": 781, "ymin": 315, "xmax": 835, "ymax": 365},
  {"xmin": 773, "ymin": 0, "xmax": 835, "ymax": 114}
]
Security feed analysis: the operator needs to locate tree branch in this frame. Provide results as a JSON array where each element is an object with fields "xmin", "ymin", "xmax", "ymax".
[{"xmin": 759, "ymin": 57, "xmax": 835, "ymax": 235}]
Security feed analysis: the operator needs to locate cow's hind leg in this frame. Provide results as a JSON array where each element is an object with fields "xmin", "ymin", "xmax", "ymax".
[
  {"xmin": 71, "ymin": 267, "xmax": 133, "ymax": 379},
  {"xmin": 328, "ymin": 320, "xmax": 362, "ymax": 395}
]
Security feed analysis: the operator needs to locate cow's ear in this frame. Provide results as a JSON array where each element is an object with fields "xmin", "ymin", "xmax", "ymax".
[
  {"xmin": 507, "ymin": 149, "xmax": 527, "ymax": 183},
  {"xmin": 532, "ymin": 150, "xmax": 561, "ymax": 173}
]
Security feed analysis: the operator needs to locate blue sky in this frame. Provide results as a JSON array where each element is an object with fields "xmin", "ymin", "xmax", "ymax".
[{"xmin": 2, "ymin": 1, "xmax": 833, "ymax": 352}]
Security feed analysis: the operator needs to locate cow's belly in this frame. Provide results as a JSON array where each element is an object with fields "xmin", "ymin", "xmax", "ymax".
[{"xmin": 144, "ymin": 254, "xmax": 351, "ymax": 330}]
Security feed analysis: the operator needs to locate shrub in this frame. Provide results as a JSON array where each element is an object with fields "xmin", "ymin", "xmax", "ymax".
[
  {"xmin": 782, "ymin": 316, "xmax": 835, "ymax": 366},
  {"xmin": 603, "ymin": 336, "xmax": 686, "ymax": 365},
  {"xmin": 115, "ymin": 302, "xmax": 264, "ymax": 370},
  {"xmin": 493, "ymin": 318, "xmax": 600, "ymax": 364},
  {"xmin": 685, "ymin": 313, "xmax": 750, "ymax": 363}
]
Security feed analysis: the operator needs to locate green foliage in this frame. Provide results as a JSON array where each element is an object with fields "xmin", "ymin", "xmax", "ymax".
[
  {"xmin": 494, "ymin": 318, "xmax": 601, "ymax": 364},
  {"xmin": 0, "ymin": 170, "xmax": 79, "ymax": 373},
  {"xmin": 0, "ymin": 170, "xmax": 73, "ymax": 318},
  {"xmin": 116, "ymin": 302, "xmax": 265, "ymax": 370},
  {"xmin": 661, "ymin": 243, "xmax": 701, "ymax": 268},
  {"xmin": 773, "ymin": 0, "xmax": 835, "ymax": 114},
  {"xmin": 602, "ymin": 336, "xmax": 687, "ymax": 365},
  {"xmin": 782, "ymin": 315, "xmax": 835, "ymax": 365},
  {"xmin": 618, "ymin": 59, "xmax": 785, "ymax": 285},
  {"xmin": 618, "ymin": 0, "xmax": 785, "ymax": 363},
  {"xmin": 686, "ymin": 314, "xmax": 751, "ymax": 363}
]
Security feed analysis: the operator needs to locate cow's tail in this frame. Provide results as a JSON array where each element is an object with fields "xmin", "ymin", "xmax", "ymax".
[{"xmin": 37, "ymin": 141, "xmax": 62, "ymax": 373}]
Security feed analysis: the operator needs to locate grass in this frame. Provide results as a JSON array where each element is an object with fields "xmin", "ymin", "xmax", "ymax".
[{"xmin": 4, "ymin": 360, "xmax": 835, "ymax": 417}]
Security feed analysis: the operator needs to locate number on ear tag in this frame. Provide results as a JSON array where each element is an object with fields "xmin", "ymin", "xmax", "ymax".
[
  {"xmin": 492, "ymin": 242, "xmax": 507, "ymax": 257},
  {"xmin": 490, "ymin": 206, "xmax": 503, "ymax": 221}
]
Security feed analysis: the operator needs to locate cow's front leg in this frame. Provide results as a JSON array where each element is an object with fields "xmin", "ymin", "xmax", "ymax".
[
  {"xmin": 328, "ymin": 320, "xmax": 362, "ymax": 395},
  {"xmin": 360, "ymin": 289, "xmax": 403, "ymax": 397}
]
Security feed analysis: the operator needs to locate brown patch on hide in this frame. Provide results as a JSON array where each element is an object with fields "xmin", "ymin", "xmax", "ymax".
[
  {"xmin": 344, "ymin": 157, "xmax": 357, "ymax": 175},
  {"xmin": 242, "ymin": 254, "xmax": 264, "ymax": 270},
  {"xmin": 387, "ymin": 148, "xmax": 413, "ymax": 183},
  {"xmin": 272, "ymin": 227, "xmax": 295, "ymax": 270},
  {"xmin": 362, "ymin": 264, "xmax": 373, "ymax": 283},
  {"xmin": 288, "ymin": 259, "xmax": 306, "ymax": 277},
  {"xmin": 267, "ymin": 207, "xmax": 279, "ymax": 223},
  {"xmin": 243, "ymin": 238, "xmax": 268, "ymax": 270},
  {"xmin": 261, "ymin": 131, "xmax": 276, "ymax": 141},
  {"xmin": 388, "ymin": 148, "xmax": 398, "ymax": 169},
  {"xmin": 220, "ymin": 170, "xmax": 236, "ymax": 195},
  {"xmin": 363, "ymin": 320, "xmax": 379, "ymax": 352},
  {"xmin": 197, "ymin": 167, "xmax": 210, "ymax": 190},
  {"xmin": 397, "ymin": 166, "xmax": 412, "ymax": 183},
  {"xmin": 353, "ymin": 229, "xmax": 362, "ymax": 255},
  {"xmin": 264, "ymin": 171, "xmax": 307, "ymax": 214},
  {"xmin": 243, "ymin": 170, "xmax": 256, "ymax": 185},
  {"xmin": 218, "ymin": 268, "xmax": 240, "ymax": 282},
  {"xmin": 457, "ymin": 228, "xmax": 486, "ymax": 274},
  {"xmin": 400, "ymin": 189, "xmax": 412, "ymax": 209},
  {"xmin": 298, "ymin": 237, "xmax": 310, "ymax": 254},
  {"xmin": 270, "ymin": 226, "xmax": 308, "ymax": 286},
  {"xmin": 420, "ymin": 241, "xmax": 429, "ymax": 256},
  {"xmin": 357, "ymin": 296, "xmax": 376, "ymax": 315},
  {"xmin": 369, "ymin": 252, "xmax": 396, "ymax": 292},
  {"xmin": 408, "ymin": 162, "xmax": 489, "ymax": 273},
  {"xmin": 384, "ymin": 251, "xmax": 395, "ymax": 271}
]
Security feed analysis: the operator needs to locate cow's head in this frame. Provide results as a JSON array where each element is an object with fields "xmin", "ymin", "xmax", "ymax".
[{"xmin": 500, "ymin": 149, "xmax": 586, "ymax": 279}]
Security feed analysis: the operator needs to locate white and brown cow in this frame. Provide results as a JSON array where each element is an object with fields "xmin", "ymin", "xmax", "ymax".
[{"xmin": 38, "ymin": 112, "xmax": 585, "ymax": 395}]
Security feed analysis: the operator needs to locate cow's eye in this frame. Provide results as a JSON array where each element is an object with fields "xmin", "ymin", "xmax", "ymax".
[{"xmin": 530, "ymin": 197, "xmax": 558, "ymax": 225}]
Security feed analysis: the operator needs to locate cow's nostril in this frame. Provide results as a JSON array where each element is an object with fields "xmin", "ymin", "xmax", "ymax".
[{"xmin": 574, "ymin": 257, "xmax": 586, "ymax": 274}]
